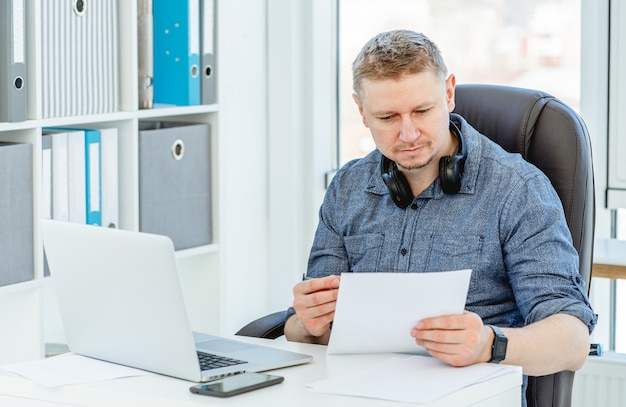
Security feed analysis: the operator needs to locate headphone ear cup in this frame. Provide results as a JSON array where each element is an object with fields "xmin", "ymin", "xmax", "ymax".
[
  {"xmin": 383, "ymin": 170, "xmax": 413, "ymax": 208},
  {"xmin": 439, "ymin": 119, "xmax": 467, "ymax": 194},
  {"xmin": 439, "ymin": 155, "xmax": 462, "ymax": 194},
  {"xmin": 381, "ymin": 157, "xmax": 413, "ymax": 208}
]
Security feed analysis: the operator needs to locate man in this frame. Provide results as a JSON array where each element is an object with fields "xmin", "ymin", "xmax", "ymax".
[{"xmin": 284, "ymin": 30, "xmax": 596, "ymax": 403}]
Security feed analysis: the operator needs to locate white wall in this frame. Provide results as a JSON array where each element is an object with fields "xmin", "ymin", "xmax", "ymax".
[
  {"xmin": 581, "ymin": 0, "xmax": 610, "ymax": 237},
  {"xmin": 216, "ymin": 0, "xmax": 270, "ymax": 334},
  {"xmin": 266, "ymin": 0, "xmax": 337, "ymax": 312},
  {"xmin": 216, "ymin": 0, "xmax": 336, "ymax": 334}
]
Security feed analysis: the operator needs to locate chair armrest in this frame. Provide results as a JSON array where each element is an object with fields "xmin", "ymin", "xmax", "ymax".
[{"xmin": 235, "ymin": 310, "xmax": 289, "ymax": 339}]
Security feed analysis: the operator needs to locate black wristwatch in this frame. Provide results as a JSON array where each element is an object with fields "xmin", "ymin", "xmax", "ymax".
[{"xmin": 487, "ymin": 325, "xmax": 508, "ymax": 363}]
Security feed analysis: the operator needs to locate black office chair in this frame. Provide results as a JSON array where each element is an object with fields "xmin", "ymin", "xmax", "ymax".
[
  {"xmin": 453, "ymin": 84, "xmax": 595, "ymax": 407},
  {"xmin": 236, "ymin": 84, "xmax": 595, "ymax": 407}
]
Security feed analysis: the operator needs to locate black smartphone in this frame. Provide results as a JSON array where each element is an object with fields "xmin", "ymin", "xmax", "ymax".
[{"xmin": 189, "ymin": 372, "xmax": 284, "ymax": 397}]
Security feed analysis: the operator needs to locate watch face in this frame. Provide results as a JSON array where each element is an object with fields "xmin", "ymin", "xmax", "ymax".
[
  {"xmin": 494, "ymin": 337, "xmax": 508, "ymax": 359},
  {"xmin": 489, "ymin": 325, "xmax": 508, "ymax": 363}
]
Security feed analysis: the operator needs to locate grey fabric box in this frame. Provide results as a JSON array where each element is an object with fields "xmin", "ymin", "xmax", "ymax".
[
  {"xmin": 0, "ymin": 142, "xmax": 33, "ymax": 285},
  {"xmin": 40, "ymin": 0, "xmax": 118, "ymax": 118},
  {"xmin": 138, "ymin": 121, "xmax": 212, "ymax": 250}
]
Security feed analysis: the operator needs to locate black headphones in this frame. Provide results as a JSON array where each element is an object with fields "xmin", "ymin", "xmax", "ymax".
[{"xmin": 380, "ymin": 119, "xmax": 467, "ymax": 208}]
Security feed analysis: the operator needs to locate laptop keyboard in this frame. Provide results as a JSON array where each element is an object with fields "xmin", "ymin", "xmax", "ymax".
[{"xmin": 197, "ymin": 351, "xmax": 247, "ymax": 371}]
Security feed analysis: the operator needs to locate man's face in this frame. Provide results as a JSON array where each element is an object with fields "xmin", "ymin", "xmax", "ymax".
[{"xmin": 353, "ymin": 71, "xmax": 456, "ymax": 174}]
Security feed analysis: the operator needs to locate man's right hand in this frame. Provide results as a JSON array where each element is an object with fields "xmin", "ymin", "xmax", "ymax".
[{"xmin": 284, "ymin": 275, "xmax": 341, "ymax": 343}]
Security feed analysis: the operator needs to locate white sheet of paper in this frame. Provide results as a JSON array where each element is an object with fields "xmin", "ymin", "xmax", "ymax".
[
  {"xmin": 327, "ymin": 269, "xmax": 472, "ymax": 354},
  {"xmin": 0, "ymin": 395, "xmax": 76, "ymax": 407},
  {"xmin": 0, "ymin": 353, "xmax": 152, "ymax": 387},
  {"xmin": 306, "ymin": 355, "xmax": 518, "ymax": 404}
]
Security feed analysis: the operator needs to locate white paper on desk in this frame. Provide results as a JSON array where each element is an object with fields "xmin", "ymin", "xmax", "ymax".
[
  {"xmin": 0, "ymin": 395, "xmax": 76, "ymax": 407},
  {"xmin": 327, "ymin": 269, "xmax": 472, "ymax": 354},
  {"xmin": 306, "ymin": 355, "xmax": 516, "ymax": 404},
  {"xmin": 0, "ymin": 353, "xmax": 152, "ymax": 387}
]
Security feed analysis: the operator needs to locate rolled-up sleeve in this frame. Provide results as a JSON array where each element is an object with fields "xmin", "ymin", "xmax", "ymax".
[{"xmin": 502, "ymin": 173, "xmax": 598, "ymax": 333}]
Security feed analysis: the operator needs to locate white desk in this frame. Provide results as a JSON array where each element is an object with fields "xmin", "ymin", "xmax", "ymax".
[{"xmin": 0, "ymin": 336, "xmax": 522, "ymax": 407}]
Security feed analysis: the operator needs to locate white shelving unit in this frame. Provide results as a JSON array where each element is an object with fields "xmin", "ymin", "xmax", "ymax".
[{"xmin": 0, "ymin": 0, "xmax": 220, "ymax": 363}]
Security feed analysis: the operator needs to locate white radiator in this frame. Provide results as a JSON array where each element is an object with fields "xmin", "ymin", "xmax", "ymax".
[{"xmin": 572, "ymin": 353, "xmax": 626, "ymax": 407}]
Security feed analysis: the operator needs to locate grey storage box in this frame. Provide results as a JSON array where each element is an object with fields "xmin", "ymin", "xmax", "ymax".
[
  {"xmin": 138, "ymin": 121, "xmax": 212, "ymax": 250},
  {"xmin": 0, "ymin": 142, "xmax": 33, "ymax": 285},
  {"xmin": 40, "ymin": 0, "xmax": 119, "ymax": 118}
]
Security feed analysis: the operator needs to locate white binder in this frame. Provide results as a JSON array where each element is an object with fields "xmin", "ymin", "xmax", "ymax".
[
  {"xmin": 44, "ymin": 128, "xmax": 87, "ymax": 224},
  {"xmin": 47, "ymin": 130, "xmax": 69, "ymax": 222},
  {"xmin": 100, "ymin": 127, "xmax": 119, "ymax": 229},
  {"xmin": 41, "ymin": 134, "xmax": 53, "ymax": 219}
]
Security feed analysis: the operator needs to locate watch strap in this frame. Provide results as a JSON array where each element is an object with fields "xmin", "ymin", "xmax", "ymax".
[{"xmin": 487, "ymin": 325, "xmax": 508, "ymax": 364}]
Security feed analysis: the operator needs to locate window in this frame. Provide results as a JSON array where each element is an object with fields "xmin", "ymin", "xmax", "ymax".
[
  {"xmin": 608, "ymin": 217, "xmax": 626, "ymax": 352},
  {"xmin": 339, "ymin": 0, "xmax": 581, "ymax": 165}
]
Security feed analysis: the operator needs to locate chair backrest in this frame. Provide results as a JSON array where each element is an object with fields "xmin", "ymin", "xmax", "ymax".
[
  {"xmin": 453, "ymin": 84, "xmax": 595, "ymax": 407},
  {"xmin": 454, "ymin": 84, "xmax": 595, "ymax": 292}
]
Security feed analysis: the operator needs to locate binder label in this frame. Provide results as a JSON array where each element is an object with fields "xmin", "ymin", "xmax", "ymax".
[
  {"xmin": 189, "ymin": 0, "xmax": 200, "ymax": 55},
  {"xmin": 12, "ymin": 0, "xmax": 24, "ymax": 64},
  {"xmin": 89, "ymin": 142, "xmax": 101, "ymax": 213}
]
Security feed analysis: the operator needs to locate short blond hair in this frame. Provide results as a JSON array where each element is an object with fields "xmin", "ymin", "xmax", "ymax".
[{"xmin": 352, "ymin": 30, "xmax": 448, "ymax": 96}]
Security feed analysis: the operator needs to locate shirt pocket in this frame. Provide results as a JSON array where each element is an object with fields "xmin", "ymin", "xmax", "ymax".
[
  {"xmin": 344, "ymin": 233, "xmax": 384, "ymax": 272},
  {"xmin": 426, "ymin": 235, "xmax": 483, "ymax": 289}
]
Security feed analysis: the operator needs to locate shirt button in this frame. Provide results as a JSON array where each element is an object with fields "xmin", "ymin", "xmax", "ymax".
[
  {"xmin": 400, "ymin": 248, "xmax": 407, "ymax": 256},
  {"xmin": 410, "ymin": 203, "xmax": 418, "ymax": 210}
]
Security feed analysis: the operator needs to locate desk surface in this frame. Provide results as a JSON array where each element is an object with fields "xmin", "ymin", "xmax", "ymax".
[
  {"xmin": 0, "ymin": 336, "xmax": 522, "ymax": 407},
  {"xmin": 593, "ymin": 238, "xmax": 626, "ymax": 280}
]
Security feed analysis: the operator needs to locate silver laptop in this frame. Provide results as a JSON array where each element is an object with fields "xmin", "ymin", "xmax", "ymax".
[{"xmin": 40, "ymin": 219, "xmax": 311, "ymax": 382}]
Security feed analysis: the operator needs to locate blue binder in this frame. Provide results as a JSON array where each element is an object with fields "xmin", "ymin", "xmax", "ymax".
[
  {"xmin": 84, "ymin": 129, "xmax": 102, "ymax": 226},
  {"xmin": 153, "ymin": 0, "xmax": 201, "ymax": 106}
]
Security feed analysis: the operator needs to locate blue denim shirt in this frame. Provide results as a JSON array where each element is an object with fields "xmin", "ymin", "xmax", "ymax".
[{"xmin": 306, "ymin": 114, "xmax": 597, "ymax": 404}]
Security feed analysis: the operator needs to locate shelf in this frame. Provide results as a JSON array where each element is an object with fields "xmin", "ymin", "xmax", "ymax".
[
  {"xmin": 175, "ymin": 243, "xmax": 219, "ymax": 259},
  {"xmin": 0, "ymin": 278, "xmax": 50, "ymax": 295},
  {"xmin": 0, "ymin": 120, "xmax": 39, "ymax": 132},
  {"xmin": 0, "ymin": 105, "xmax": 220, "ymax": 132},
  {"xmin": 0, "ymin": 0, "xmax": 221, "ymax": 362},
  {"xmin": 137, "ymin": 104, "xmax": 218, "ymax": 119}
]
